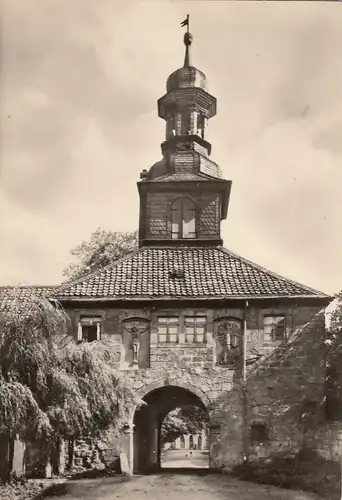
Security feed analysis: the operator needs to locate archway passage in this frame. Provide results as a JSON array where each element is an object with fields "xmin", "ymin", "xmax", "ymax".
[
  {"xmin": 133, "ymin": 385, "xmax": 209, "ymax": 474},
  {"xmin": 161, "ymin": 406, "xmax": 209, "ymax": 469}
]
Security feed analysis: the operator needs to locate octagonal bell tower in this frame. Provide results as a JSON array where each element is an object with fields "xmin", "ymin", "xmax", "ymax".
[{"xmin": 138, "ymin": 17, "xmax": 232, "ymax": 247}]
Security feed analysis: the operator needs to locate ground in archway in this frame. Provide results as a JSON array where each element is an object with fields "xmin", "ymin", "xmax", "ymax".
[
  {"xmin": 161, "ymin": 449, "xmax": 209, "ymax": 468},
  {"xmin": 43, "ymin": 473, "xmax": 321, "ymax": 500}
]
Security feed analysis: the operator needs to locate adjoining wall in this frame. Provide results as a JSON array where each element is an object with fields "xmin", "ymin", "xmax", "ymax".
[{"xmin": 243, "ymin": 310, "xmax": 330, "ymax": 461}]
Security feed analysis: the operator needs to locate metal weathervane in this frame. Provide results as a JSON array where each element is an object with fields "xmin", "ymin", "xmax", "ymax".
[{"xmin": 180, "ymin": 14, "xmax": 190, "ymax": 32}]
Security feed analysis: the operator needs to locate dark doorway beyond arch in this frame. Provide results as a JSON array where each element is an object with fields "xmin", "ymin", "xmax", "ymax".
[{"xmin": 133, "ymin": 385, "xmax": 209, "ymax": 474}]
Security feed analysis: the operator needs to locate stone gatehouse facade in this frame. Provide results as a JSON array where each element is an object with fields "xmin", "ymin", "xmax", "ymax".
[{"xmin": 0, "ymin": 27, "xmax": 334, "ymax": 476}]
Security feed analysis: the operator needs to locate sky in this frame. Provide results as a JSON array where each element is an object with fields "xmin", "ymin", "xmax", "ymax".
[{"xmin": 0, "ymin": 0, "xmax": 341, "ymax": 295}]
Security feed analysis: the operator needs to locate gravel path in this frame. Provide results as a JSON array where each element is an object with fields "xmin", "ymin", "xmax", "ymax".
[{"xmin": 43, "ymin": 472, "xmax": 322, "ymax": 500}]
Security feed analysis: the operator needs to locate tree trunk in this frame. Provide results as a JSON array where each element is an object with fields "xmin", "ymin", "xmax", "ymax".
[
  {"xmin": 0, "ymin": 434, "xmax": 12, "ymax": 482},
  {"xmin": 50, "ymin": 437, "xmax": 60, "ymax": 475},
  {"xmin": 67, "ymin": 439, "xmax": 75, "ymax": 470}
]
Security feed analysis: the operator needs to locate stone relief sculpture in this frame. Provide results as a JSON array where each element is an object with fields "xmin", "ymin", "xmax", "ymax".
[
  {"xmin": 123, "ymin": 318, "xmax": 149, "ymax": 367},
  {"xmin": 214, "ymin": 319, "xmax": 241, "ymax": 367},
  {"xmin": 131, "ymin": 334, "xmax": 140, "ymax": 365}
]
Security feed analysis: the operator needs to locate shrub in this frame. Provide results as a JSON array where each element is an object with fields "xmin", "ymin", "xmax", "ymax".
[
  {"xmin": 231, "ymin": 450, "xmax": 340, "ymax": 499},
  {"xmin": 0, "ymin": 477, "xmax": 44, "ymax": 500}
]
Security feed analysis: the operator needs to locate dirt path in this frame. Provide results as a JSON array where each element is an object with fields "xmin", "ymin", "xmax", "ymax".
[{"xmin": 43, "ymin": 472, "xmax": 322, "ymax": 500}]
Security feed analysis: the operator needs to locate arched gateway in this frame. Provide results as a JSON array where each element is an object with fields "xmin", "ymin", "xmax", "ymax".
[{"xmin": 133, "ymin": 385, "xmax": 209, "ymax": 473}]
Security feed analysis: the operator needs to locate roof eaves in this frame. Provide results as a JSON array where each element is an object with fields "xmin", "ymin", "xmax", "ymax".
[
  {"xmin": 0, "ymin": 285, "xmax": 55, "ymax": 291},
  {"xmin": 55, "ymin": 293, "xmax": 332, "ymax": 302},
  {"xmin": 218, "ymin": 247, "xmax": 330, "ymax": 298}
]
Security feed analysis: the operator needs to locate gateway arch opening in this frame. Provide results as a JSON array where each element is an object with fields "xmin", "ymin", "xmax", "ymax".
[
  {"xmin": 161, "ymin": 405, "xmax": 209, "ymax": 469},
  {"xmin": 133, "ymin": 385, "xmax": 210, "ymax": 474}
]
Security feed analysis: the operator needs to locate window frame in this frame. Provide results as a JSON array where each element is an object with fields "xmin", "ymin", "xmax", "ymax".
[
  {"xmin": 157, "ymin": 316, "xmax": 179, "ymax": 343},
  {"xmin": 78, "ymin": 316, "xmax": 102, "ymax": 343},
  {"xmin": 263, "ymin": 315, "xmax": 286, "ymax": 344},
  {"xmin": 250, "ymin": 422, "xmax": 268, "ymax": 445},
  {"xmin": 171, "ymin": 197, "xmax": 196, "ymax": 240},
  {"xmin": 184, "ymin": 315, "xmax": 207, "ymax": 343}
]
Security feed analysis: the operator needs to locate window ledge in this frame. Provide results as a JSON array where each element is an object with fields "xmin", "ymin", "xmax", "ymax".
[
  {"xmin": 156, "ymin": 343, "xmax": 208, "ymax": 348},
  {"xmin": 214, "ymin": 364, "xmax": 237, "ymax": 370}
]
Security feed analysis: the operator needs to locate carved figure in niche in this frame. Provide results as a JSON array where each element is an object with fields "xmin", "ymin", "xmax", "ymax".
[
  {"xmin": 123, "ymin": 319, "xmax": 149, "ymax": 367},
  {"xmin": 215, "ymin": 319, "xmax": 241, "ymax": 367},
  {"xmin": 131, "ymin": 334, "xmax": 140, "ymax": 365}
]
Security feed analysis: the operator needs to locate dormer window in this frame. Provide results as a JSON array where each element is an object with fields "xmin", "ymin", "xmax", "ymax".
[{"xmin": 171, "ymin": 197, "xmax": 196, "ymax": 239}]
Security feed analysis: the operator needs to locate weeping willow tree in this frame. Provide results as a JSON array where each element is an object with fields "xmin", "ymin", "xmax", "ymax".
[
  {"xmin": 0, "ymin": 290, "xmax": 139, "ymax": 481},
  {"xmin": 48, "ymin": 341, "xmax": 140, "ymax": 471}
]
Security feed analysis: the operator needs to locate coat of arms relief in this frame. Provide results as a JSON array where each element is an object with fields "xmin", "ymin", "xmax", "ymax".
[{"xmin": 214, "ymin": 318, "xmax": 241, "ymax": 367}]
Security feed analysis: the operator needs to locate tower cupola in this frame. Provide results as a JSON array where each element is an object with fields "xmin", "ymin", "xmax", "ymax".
[{"xmin": 137, "ymin": 17, "xmax": 232, "ymax": 247}]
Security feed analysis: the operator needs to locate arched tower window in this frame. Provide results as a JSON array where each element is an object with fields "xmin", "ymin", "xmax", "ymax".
[
  {"xmin": 171, "ymin": 197, "xmax": 196, "ymax": 239},
  {"xmin": 181, "ymin": 108, "xmax": 191, "ymax": 135}
]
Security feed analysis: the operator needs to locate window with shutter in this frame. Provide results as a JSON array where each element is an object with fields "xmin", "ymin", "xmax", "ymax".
[
  {"xmin": 78, "ymin": 316, "xmax": 102, "ymax": 342},
  {"xmin": 171, "ymin": 197, "xmax": 196, "ymax": 239},
  {"xmin": 171, "ymin": 198, "xmax": 182, "ymax": 239},
  {"xmin": 182, "ymin": 198, "xmax": 196, "ymax": 238},
  {"xmin": 263, "ymin": 315, "xmax": 286, "ymax": 344}
]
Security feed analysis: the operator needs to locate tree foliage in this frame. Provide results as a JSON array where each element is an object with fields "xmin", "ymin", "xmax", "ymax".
[
  {"xmin": 63, "ymin": 228, "xmax": 138, "ymax": 280},
  {"xmin": 0, "ymin": 290, "xmax": 140, "ymax": 480},
  {"xmin": 161, "ymin": 405, "xmax": 208, "ymax": 444},
  {"xmin": 325, "ymin": 293, "xmax": 342, "ymax": 420},
  {"xmin": 0, "ymin": 294, "xmax": 66, "ymax": 442},
  {"xmin": 328, "ymin": 293, "xmax": 342, "ymax": 334}
]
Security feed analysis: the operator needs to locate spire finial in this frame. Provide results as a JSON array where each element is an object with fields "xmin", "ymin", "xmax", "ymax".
[{"xmin": 180, "ymin": 15, "xmax": 192, "ymax": 67}]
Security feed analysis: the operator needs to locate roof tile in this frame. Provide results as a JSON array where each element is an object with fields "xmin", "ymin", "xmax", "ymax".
[
  {"xmin": 53, "ymin": 246, "xmax": 328, "ymax": 300},
  {"xmin": 0, "ymin": 286, "xmax": 55, "ymax": 311}
]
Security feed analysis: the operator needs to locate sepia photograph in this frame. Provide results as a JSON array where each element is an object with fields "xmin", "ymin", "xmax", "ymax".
[{"xmin": 0, "ymin": 1, "xmax": 341, "ymax": 499}]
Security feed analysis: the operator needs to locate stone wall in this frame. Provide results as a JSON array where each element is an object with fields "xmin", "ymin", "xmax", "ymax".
[
  {"xmin": 242, "ymin": 310, "xmax": 330, "ymax": 461},
  {"xmin": 72, "ymin": 431, "xmax": 120, "ymax": 471},
  {"xmin": 204, "ymin": 308, "xmax": 342, "ymax": 470},
  {"xmin": 61, "ymin": 301, "xmax": 328, "ymax": 472},
  {"xmin": 65, "ymin": 303, "xmax": 322, "ymax": 372}
]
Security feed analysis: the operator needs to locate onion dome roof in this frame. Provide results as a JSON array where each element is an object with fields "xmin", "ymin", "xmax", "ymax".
[
  {"xmin": 167, "ymin": 66, "xmax": 207, "ymax": 93},
  {"xmin": 166, "ymin": 30, "xmax": 207, "ymax": 93},
  {"xmin": 148, "ymin": 158, "xmax": 169, "ymax": 179}
]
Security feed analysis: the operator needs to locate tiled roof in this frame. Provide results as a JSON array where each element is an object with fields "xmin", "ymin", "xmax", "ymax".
[
  {"xmin": 53, "ymin": 246, "xmax": 329, "ymax": 301},
  {"xmin": 0, "ymin": 286, "xmax": 56, "ymax": 312}
]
